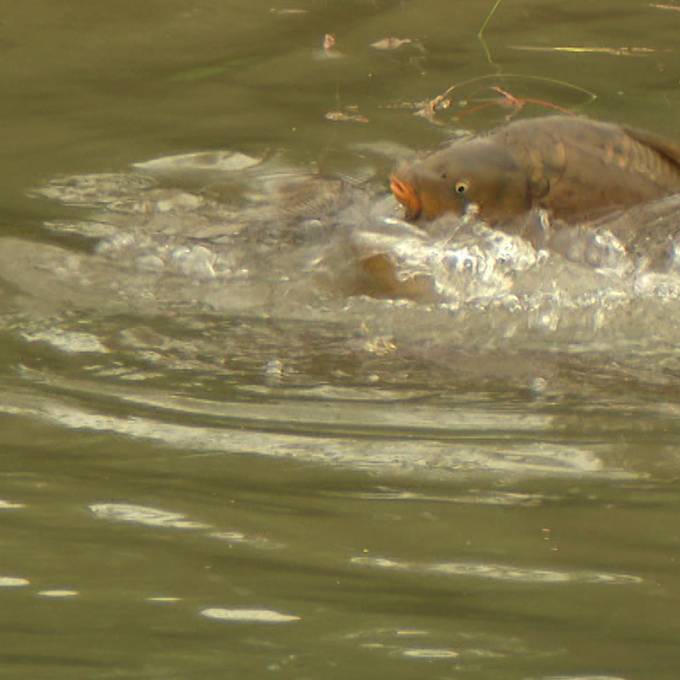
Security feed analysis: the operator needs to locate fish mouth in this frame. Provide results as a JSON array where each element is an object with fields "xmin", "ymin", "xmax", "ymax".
[{"xmin": 390, "ymin": 175, "xmax": 422, "ymax": 220}]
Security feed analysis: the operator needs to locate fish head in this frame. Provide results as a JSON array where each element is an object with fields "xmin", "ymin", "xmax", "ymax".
[{"xmin": 390, "ymin": 137, "xmax": 532, "ymax": 225}]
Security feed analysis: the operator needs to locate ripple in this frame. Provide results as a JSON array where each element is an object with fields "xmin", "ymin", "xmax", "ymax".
[
  {"xmin": 89, "ymin": 503, "xmax": 210, "ymax": 530},
  {"xmin": 401, "ymin": 648, "xmax": 460, "ymax": 659},
  {"xmin": 352, "ymin": 556, "xmax": 642, "ymax": 585},
  {"xmin": 0, "ymin": 500, "xmax": 25, "ymax": 509},
  {"xmin": 542, "ymin": 676, "xmax": 628, "ymax": 680},
  {"xmin": 209, "ymin": 531, "xmax": 284, "ymax": 550},
  {"xmin": 147, "ymin": 597, "xmax": 182, "ymax": 603},
  {"xmin": 346, "ymin": 627, "xmax": 514, "ymax": 661},
  {"xmin": 21, "ymin": 329, "xmax": 109, "ymax": 354},
  {"xmin": 0, "ymin": 393, "xmax": 629, "ymax": 479},
  {"xmin": 37, "ymin": 590, "xmax": 79, "ymax": 598},
  {"xmin": 0, "ymin": 577, "xmax": 30, "ymax": 587},
  {"xmin": 132, "ymin": 150, "xmax": 262, "ymax": 175},
  {"xmin": 32, "ymin": 172, "xmax": 153, "ymax": 207},
  {"xmin": 337, "ymin": 489, "xmax": 547, "ymax": 507},
  {"xmin": 200, "ymin": 608, "xmax": 300, "ymax": 623}
]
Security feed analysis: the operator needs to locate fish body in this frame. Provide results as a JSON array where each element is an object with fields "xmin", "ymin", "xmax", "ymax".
[{"xmin": 391, "ymin": 116, "xmax": 680, "ymax": 227}]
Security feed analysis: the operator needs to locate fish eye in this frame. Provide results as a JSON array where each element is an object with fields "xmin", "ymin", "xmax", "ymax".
[{"xmin": 454, "ymin": 180, "xmax": 469, "ymax": 194}]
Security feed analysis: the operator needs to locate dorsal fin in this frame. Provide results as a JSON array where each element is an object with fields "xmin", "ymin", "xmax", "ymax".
[{"xmin": 622, "ymin": 124, "xmax": 680, "ymax": 169}]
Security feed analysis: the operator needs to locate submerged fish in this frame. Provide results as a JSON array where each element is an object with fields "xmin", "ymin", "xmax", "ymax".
[{"xmin": 390, "ymin": 115, "xmax": 680, "ymax": 229}]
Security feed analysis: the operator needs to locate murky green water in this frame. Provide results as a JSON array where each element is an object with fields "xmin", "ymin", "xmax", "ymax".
[{"xmin": 3, "ymin": 1, "xmax": 680, "ymax": 678}]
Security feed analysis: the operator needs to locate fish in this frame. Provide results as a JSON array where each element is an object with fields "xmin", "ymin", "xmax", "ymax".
[{"xmin": 390, "ymin": 115, "xmax": 680, "ymax": 229}]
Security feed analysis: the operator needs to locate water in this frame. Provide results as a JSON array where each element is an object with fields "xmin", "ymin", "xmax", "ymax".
[{"xmin": 3, "ymin": 1, "xmax": 680, "ymax": 678}]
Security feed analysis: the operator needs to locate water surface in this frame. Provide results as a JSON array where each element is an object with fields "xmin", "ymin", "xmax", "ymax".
[{"xmin": 2, "ymin": 1, "xmax": 680, "ymax": 678}]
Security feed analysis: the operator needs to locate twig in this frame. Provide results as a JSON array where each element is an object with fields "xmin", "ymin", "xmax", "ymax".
[
  {"xmin": 435, "ymin": 73, "xmax": 597, "ymax": 107},
  {"xmin": 478, "ymin": 0, "xmax": 504, "ymax": 65}
]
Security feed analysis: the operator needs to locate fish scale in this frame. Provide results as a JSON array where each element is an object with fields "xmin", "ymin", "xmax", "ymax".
[
  {"xmin": 628, "ymin": 136, "xmax": 676, "ymax": 187},
  {"xmin": 391, "ymin": 115, "xmax": 680, "ymax": 232}
]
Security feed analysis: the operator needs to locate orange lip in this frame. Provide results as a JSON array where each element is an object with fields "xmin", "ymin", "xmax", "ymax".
[{"xmin": 390, "ymin": 175, "xmax": 422, "ymax": 220}]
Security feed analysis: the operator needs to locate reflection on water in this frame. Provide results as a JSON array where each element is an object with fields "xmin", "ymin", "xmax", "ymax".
[
  {"xmin": 89, "ymin": 503, "xmax": 211, "ymax": 529},
  {"xmin": 36, "ymin": 590, "xmax": 80, "ymax": 598},
  {"xmin": 352, "ymin": 555, "xmax": 642, "ymax": 585},
  {"xmin": 200, "ymin": 608, "xmax": 301, "ymax": 623},
  {"xmin": 0, "ymin": 577, "xmax": 30, "ymax": 588}
]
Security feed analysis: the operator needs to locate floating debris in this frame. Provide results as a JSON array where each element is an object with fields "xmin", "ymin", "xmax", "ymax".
[
  {"xmin": 323, "ymin": 33, "xmax": 336, "ymax": 52},
  {"xmin": 510, "ymin": 45, "xmax": 658, "ymax": 57},
  {"xmin": 325, "ymin": 108, "xmax": 369, "ymax": 124},
  {"xmin": 405, "ymin": 74, "xmax": 596, "ymax": 125},
  {"xmin": 370, "ymin": 37, "xmax": 413, "ymax": 50}
]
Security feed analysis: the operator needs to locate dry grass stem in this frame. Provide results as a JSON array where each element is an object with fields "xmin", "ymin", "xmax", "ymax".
[{"xmin": 510, "ymin": 45, "xmax": 658, "ymax": 57}]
